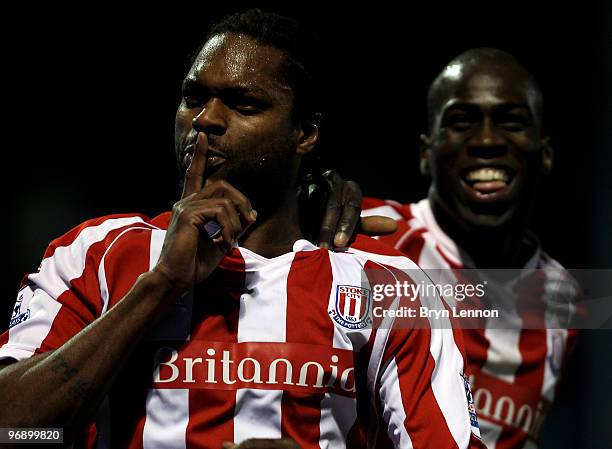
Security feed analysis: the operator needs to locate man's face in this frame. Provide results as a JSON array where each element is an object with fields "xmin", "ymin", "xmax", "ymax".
[
  {"xmin": 424, "ymin": 66, "xmax": 551, "ymax": 229},
  {"xmin": 175, "ymin": 33, "xmax": 301, "ymax": 196}
]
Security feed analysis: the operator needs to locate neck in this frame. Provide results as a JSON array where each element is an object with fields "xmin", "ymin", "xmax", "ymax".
[
  {"xmin": 429, "ymin": 197, "xmax": 534, "ymax": 268},
  {"xmin": 239, "ymin": 187, "xmax": 304, "ymax": 259}
]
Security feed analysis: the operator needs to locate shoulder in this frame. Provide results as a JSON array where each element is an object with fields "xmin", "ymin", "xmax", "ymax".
[
  {"xmin": 361, "ymin": 196, "xmax": 415, "ymax": 222},
  {"xmin": 35, "ymin": 213, "xmax": 167, "ymax": 285},
  {"xmin": 339, "ymin": 235, "xmax": 421, "ymax": 271},
  {"xmin": 44, "ymin": 213, "xmax": 161, "ymax": 256}
]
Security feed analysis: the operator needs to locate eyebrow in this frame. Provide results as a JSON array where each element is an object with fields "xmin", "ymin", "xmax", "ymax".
[
  {"xmin": 443, "ymin": 101, "xmax": 532, "ymax": 114},
  {"xmin": 181, "ymin": 77, "xmax": 272, "ymax": 99}
]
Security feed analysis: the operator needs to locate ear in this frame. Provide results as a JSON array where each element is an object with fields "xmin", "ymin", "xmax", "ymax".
[
  {"xmin": 541, "ymin": 136, "xmax": 553, "ymax": 175},
  {"xmin": 296, "ymin": 113, "xmax": 321, "ymax": 155},
  {"xmin": 419, "ymin": 133, "xmax": 432, "ymax": 176}
]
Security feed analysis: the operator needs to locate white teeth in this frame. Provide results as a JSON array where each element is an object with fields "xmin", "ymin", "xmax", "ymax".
[{"xmin": 465, "ymin": 168, "xmax": 509, "ymax": 182}]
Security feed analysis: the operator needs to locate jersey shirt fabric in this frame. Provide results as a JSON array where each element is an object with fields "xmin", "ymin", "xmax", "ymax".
[
  {"xmin": 1, "ymin": 212, "xmax": 485, "ymax": 449},
  {"xmin": 360, "ymin": 198, "xmax": 579, "ymax": 449}
]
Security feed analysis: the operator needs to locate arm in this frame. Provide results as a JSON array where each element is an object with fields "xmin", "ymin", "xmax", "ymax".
[
  {"xmin": 0, "ymin": 270, "xmax": 177, "ymax": 433},
  {"xmin": 0, "ymin": 133, "xmax": 255, "ymax": 444}
]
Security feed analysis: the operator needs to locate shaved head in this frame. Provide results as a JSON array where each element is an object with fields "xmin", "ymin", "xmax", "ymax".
[{"xmin": 427, "ymin": 48, "xmax": 543, "ymax": 131}]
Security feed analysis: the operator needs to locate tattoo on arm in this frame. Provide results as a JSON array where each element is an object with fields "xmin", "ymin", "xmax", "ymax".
[{"xmin": 49, "ymin": 353, "xmax": 95, "ymax": 402}]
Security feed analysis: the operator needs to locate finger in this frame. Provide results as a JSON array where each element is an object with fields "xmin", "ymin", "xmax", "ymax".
[
  {"xmin": 221, "ymin": 442, "xmax": 237, "ymax": 449},
  {"xmin": 214, "ymin": 198, "xmax": 243, "ymax": 241},
  {"xmin": 181, "ymin": 132, "xmax": 209, "ymax": 198},
  {"xmin": 197, "ymin": 180, "xmax": 257, "ymax": 224},
  {"xmin": 317, "ymin": 171, "xmax": 343, "ymax": 249},
  {"xmin": 333, "ymin": 180, "xmax": 362, "ymax": 247},
  {"xmin": 212, "ymin": 207, "xmax": 239, "ymax": 250},
  {"xmin": 359, "ymin": 216, "xmax": 398, "ymax": 236},
  {"xmin": 183, "ymin": 201, "xmax": 242, "ymax": 250}
]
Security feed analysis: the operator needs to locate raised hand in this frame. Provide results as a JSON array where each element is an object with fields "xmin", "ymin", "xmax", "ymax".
[{"xmin": 153, "ymin": 133, "xmax": 257, "ymax": 293}]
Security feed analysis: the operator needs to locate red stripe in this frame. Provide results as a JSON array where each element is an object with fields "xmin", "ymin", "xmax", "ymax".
[
  {"xmin": 186, "ymin": 248, "xmax": 245, "ymax": 448},
  {"xmin": 396, "ymin": 226, "xmax": 426, "ymax": 261},
  {"xmin": 361, "ymin": 196, "xmax": 388, "ymax": 210},
  {"xmin": 0, "ymin": 331, "xmax": 9, "ymax": 350},
  {"xmin": 43, "ymin": 214, "xmax": 150, "ymax": 259},
  {"xmin": 513, "ymin": 272, "xmax": 547, "ymax": 389},
  {"xmin": 281, "ymin": 250, "xmax": 334, "ymax": 449},
  {"xmin": 102, "ymin": 228, "xmax": 153, "ymax": 448},
  {"xmin": 103, "ymin": 228, "xmax": 155, "ymax": 308}
]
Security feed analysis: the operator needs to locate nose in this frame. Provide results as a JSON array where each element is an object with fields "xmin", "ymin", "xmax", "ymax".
[
  {"xmin": 192, "ymin": 98, "xmax": 227, "ymax": 136},
  {"xmin": 467, "ymin": 118, "xmax": 507, "ymax": 158}
]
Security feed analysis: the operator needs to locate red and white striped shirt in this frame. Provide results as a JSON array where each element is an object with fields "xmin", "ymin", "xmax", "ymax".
[
  {"xmin": 1, "ymin": 212, "xmax": 485, "ymax": 449},
  {"xmin": 360, "ymin": 198, "xmax": 579, "ymax": 449}
]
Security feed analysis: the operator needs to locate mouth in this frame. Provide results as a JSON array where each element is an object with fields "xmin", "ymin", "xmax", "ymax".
[
  {"xmin": 459, "ymin": 165, "xmax": 516, "ymax": 200},
  {"xmin": 182, "ymin": 144, "xmax": 228, "ymax": 175}
]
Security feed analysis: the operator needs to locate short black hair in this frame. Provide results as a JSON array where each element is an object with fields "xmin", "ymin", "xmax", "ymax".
[
  {"xmin": 427, "ymin": 48, "xmax": 543, "ymax": 131},
  {"xmin": 201, "ymin": 8, "xmax": 323, "ymax": 124}
]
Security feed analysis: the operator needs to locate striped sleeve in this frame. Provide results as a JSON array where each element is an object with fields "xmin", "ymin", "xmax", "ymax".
[
  {"xmin": 0, "ymin": 214, "xmax": 154, "ymax": 362},
  {"xmin": 361, "ymin": 259, "xmax": 485, "ymax": 449},
  {"xmin": 376, "ymin": 325, "xmax": 486, "ymax": 449}
]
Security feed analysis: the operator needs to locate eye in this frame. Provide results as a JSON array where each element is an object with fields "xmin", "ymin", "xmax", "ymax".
[
  {"xmin": 183, "ymin": 96, "xmax": 199, "ymax": 108},
  {"xmin": 234, "ymin": 104, "xmax": 260, "ymax": 115},
  {"xmin": 181, "ymin": 87, "xmax": 206, "ymax": 109},
  {"xmin": 500, "ymin": 123, "xmax": 525, "ymax": 132},
  {"xmin": 444, "ymin": 114, "xmax": 474, "ymax": 131},
  {"xmin": 228, "ymin": 96, "xmax": 265, "ymax": 115},
  {"xmin": 498, "ymin": 116, "xmax": 531, "ymax": 132}
]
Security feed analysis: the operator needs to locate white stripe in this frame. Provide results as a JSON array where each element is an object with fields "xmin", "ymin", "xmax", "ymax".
[
  {"xmin": 541, "ymin": 329, "xmax": 567, "ymax": 402},
  {"xmin": 149, "ymin": 229, "xmax": 166, "ymax": 269},
  {"xmin": 143, "ymin": 388, "xmax": 189, "ymax": 449},
  {"xmin": 428, "ymin": 328, "xmax": 473, "ymax": 447},
  {"xmin": 0, "ymin": 287, "xmax": 61, "ymax": 361},
  {"xmin": 234, "ymin": 389, "xmax": 283, "ymax": 443},
  {"xmin": 236, "ymin": 251, "xmax": 293, "ymax": 343},
  {"xmin": 232, "ymin": 250, "xmax": 290, "ymax": 442},
  {"xmin": 345, "ymin": 248, "xmax": 421, "ymax": 271},
  {"xmin": 482, "ymin": 328, "xmax": 522, "ymax": 383},
  {"xmin": 361, "ymin": 205, "xmax": 403, "ymax": 221},
  {"xmin": 318, "ymin": 393, "xmax": 357, "ymax": 448},
  {"xmin": 378, "ymin": 358, "xmax": 413, "ymax": 448}
]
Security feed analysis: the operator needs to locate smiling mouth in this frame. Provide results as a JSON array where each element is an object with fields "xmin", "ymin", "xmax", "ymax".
[{"xmin": 461, "ymin": 166, "xmax": 516, "ymax": 196}]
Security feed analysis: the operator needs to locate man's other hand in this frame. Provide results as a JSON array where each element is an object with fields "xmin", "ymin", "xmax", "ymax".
[{"xmin": 317, "ymin": 170, "xmax": 397, "ymax": 248}]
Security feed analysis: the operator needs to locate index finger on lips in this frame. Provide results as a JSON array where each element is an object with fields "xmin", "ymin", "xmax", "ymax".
[{"xmin": 181, "ymin": 132, "xmax": 208, "ymax": 198}]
